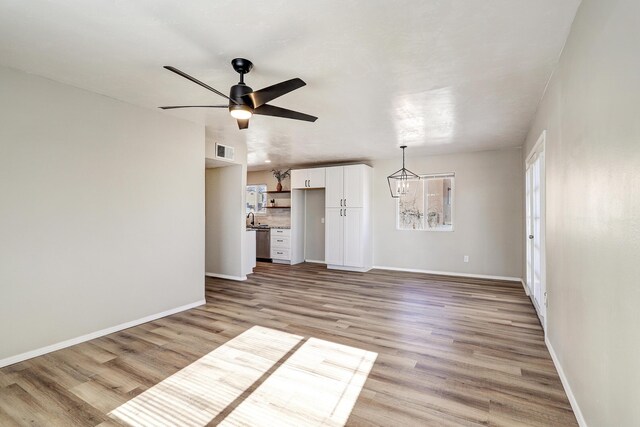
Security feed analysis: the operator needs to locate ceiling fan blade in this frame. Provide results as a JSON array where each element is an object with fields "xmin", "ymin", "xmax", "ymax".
[
  {"xmin": 237, "ymin": 119, "xmax": 249, "ymax": 130},
  {"xmin": 242, "ymin": 78, "xmax": 306, "ymax": 108},
  {"xmin": 159, "ymin": 105, "xmax": 228, "ymax": 110},
  {"xmin": 253, "ymin": 104, "xmax": 318, "ymax": 122},
  {"xmin": 163, "ymin": 66, "xmax": 238, "ymax": 105}
]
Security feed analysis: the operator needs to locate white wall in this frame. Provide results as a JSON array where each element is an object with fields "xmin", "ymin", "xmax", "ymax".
[
  {"xmin": 205, "ymin": 133, "xmax": 248, "ymax": 280},
  {"xmin": 0, "ymin": 66, "xmax": 205, "ymax": 363},
  {"xmin": 205, "ymin": 165, "xmax": 246, "ymax": 279},
  {"xmin": 523, "ymin": 0, "xmax": 640, "ymax": 424},
  {"xmin": 371, "ymin": 149, "xmax": 523, "ymax": 279}
]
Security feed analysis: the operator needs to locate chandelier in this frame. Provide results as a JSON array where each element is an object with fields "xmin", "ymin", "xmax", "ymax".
[{"xmin": 387, "ymin": 146, "xmax": 420, "ymax": 198}]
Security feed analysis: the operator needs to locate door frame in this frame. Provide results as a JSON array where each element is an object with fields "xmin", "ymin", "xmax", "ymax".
[{"xmin": 525, "ymin": 131, "xmax": 547, "ymax": 331}]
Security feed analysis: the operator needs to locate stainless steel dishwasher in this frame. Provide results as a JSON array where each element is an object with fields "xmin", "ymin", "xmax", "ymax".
[{"xmin": 255, "ymin": 228, "xmax": 271, "ymax": 259}]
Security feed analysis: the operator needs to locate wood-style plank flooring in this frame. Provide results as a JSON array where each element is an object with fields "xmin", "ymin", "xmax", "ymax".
[{"xmin": 0, "ymin": 262, "xmax": 577, "ymax": 426}]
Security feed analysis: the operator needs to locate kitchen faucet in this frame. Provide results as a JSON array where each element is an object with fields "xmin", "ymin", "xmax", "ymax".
[{"xmin": 246, "ymin": 212, "xmax": 255, "ymax": 226}]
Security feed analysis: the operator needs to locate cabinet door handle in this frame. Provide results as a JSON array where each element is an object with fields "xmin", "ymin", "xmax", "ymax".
[
  {"xmin": 340, "ymin": 209, "xmax": 342, "ymax": 216},
  {"xmin": 340, "ymin": 199, "xmax": 342, "ymax": 206},
  {"xmin": 344, "ymin": 198, "xmax": 347, "ymax": 206},
  {"xmin": 344, "ymin": 208, "xmax": 347, "ymax": 216}
]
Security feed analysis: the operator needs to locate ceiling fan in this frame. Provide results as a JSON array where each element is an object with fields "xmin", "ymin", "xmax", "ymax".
[{"xmin": 159, "ymin": 58, "xmax": 318, "ymax": 130}]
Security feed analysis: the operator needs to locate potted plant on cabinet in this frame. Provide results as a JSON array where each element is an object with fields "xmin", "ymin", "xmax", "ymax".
[{"xmin": 272, "ymin": 169, "xmax": 291, "ymax": 192}]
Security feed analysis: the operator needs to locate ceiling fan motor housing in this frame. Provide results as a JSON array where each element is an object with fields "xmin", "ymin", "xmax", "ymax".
[{"xmin": 229, "ymin": 83, "xmax": 253, "ymax": 115}]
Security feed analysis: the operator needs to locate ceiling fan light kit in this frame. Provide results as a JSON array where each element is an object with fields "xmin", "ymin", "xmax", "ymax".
[
  {"xmin": 160, "ymin": 58, "xmax": 317, "ymax": 130},
  {"xmin": 387, "ymin": 145, "xmax": 421, "ymax": 198},
  {"xmin": 229, "ymin": 104, "xmax": 252, "ymax": 120}
]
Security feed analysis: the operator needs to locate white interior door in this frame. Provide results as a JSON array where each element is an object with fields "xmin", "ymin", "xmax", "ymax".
[
  {"xmin": 324, "ymin": 208, "xmax": 344, "ymax": 265},
  {"xmin": 526, "ymin": 138, "xmax": 546, "ymax": 327},
  {"xmin": 343, "ymin": 208, "xmax": 363, "ymax": 267}
]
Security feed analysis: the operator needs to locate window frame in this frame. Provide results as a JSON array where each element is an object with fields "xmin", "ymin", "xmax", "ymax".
[{"xmin": 396, "ymin": 173, "xmax": 455, "ymax": 232}]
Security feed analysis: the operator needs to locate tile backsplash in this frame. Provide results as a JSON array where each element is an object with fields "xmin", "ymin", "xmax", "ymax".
[{"xmin": 251, "ymin": 208, "xmax": 290, "ymax": 228}]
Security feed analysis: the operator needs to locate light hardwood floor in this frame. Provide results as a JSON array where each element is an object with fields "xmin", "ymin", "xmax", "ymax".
[{"xmin": 0, "ymin": 262, "xmax": 577, "ymax": 426}]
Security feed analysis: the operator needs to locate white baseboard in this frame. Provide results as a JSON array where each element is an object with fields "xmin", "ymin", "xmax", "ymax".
[
  {"xmin": 305, "ymin": 259, "xmax": 326, "ymax": 264},
  {"xmin": 545, "ymin": 336, "xmax": 587, "ymax": 427},
  {"xmin": 373, "ymin": 265, "xmax": 522, "ymax": 282},
  {"xmin": 205, "ymin": 272, "xmax": 247, "ymax": 281},
  {"xmin": 0, "ymin": 299, "xmax": 206, "ymax": 369},
  {"xmin": 521, "ymin": 279, "xmax": 530, "ymax": 295},
  {"xmin": 328, "ymin": 265, "xmax": 372, "ymax": 273}
]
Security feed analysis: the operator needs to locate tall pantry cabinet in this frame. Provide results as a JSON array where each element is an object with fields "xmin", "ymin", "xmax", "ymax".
[{"xmin": 325, "ymin": 164, "xmax": 373, "ymax": 271}]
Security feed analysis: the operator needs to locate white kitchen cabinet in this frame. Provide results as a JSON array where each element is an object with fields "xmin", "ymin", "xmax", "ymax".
[
  {"xmin": 291, "ymin": 169, "xmax": 307, "ymax": 189},
  {"xmin": 243, "ymin": 230, "xmax": 257, "ymax": 276},
  {"xmin": 325, "ymin": 164, "xmax": 372, "ymax": 271},
  {"xmin": 270, "ymin": 228, "xmax": 292, "ymax": 264},
  {"xmin": 291, "ymin": 168, "xmax": 326, "ymax": 189},
  {"xmin": 343, "ymin": 208, "xmax": 363, "ymax": 267},
  {"xmin": 343, "ymin": 165, "xmax": 364, "ymax": 208},
  {"xmin": 324, "ymin": 208, "xmax": 344, "ymax": 266},
  {"xmin": 325, "ymin": 164, "xmax": 366, "ymax": 208},
  {"xmin": 307, "ymin": 168, "xmax": 326, "ymax": 188},
  {"xmin": 325, "ymin": 167, "xmax": 343, "ymax": 208}
]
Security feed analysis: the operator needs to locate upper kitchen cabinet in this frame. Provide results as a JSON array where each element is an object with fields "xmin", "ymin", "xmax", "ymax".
[
  {"xmin": 325, "ymin": 164, "xmax": 369, "ymax": 208},
  {"xmin": 291, "ymin": 168, "xmax": 325, "ymax": 189}
]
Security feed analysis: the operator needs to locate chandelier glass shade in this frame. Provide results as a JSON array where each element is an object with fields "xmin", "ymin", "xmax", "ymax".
[{"xmin": 387, "ymin": 146, "xmax": 421, "ymax": 198}]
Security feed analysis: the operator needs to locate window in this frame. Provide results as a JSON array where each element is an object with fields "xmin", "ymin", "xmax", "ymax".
[
  {"xmin": 397, "ymin": 174, "xmax": 454, "ymax": 231},
  {"xmin": 246, "ymin": 184, "xmax": 267, "ymax": 214}
]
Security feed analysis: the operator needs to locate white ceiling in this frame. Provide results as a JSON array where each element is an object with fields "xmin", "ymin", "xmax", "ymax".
[{"xmin": 0, "ymin": 0, "xmax": 580, "ymax": 170}]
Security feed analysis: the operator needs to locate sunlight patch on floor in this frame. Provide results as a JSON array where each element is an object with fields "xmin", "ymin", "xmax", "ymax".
[
  {"xmin": 109, "ymin": 326, "xmax": 303, "ymax": 427},
  {"xmin": 220, "ymin": 337, "xmax": 378, "ymax": 427},
  {"xmin": 109, "ymin": 326, "xmax": 377, "ymax": 427}
]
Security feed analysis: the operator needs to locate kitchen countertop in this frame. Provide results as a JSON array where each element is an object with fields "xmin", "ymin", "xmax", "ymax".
[{"xmin": 246, "ymin": 225, "xmax": 290, "ymax": 230}]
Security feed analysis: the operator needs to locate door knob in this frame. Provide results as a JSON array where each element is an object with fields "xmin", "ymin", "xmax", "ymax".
[{"xmin": 529, "ymin": 235, "xmax": 534, "ymax": 239}]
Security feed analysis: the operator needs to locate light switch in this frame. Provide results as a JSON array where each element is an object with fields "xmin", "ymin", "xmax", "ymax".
[
  {"xmin": 321, "ymin": 217, "xmax": 325, "ymax": 224},
  {"xmin": 463, "ymin": 255, "xmax": 469, "ymax": 263}
]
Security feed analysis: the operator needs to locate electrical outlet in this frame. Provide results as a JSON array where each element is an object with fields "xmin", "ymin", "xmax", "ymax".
[{"xmin": 463, "ymin": 255, "xmax": 469, "ymax": 263}]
